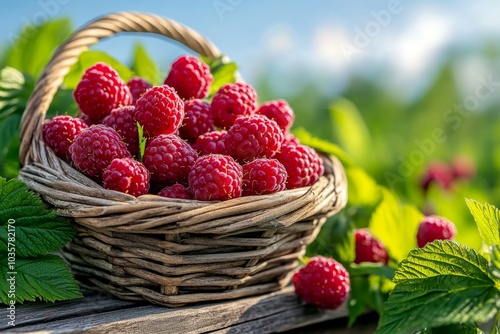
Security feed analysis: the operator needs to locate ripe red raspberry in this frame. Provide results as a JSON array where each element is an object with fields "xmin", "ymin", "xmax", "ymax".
[
  {"xmin": 417, "ymin": 216, "xmax": 457, "ymax": 248},
  {"xmin": 43, "ymin": 115, "xmax": 88, "ymax": 160},
  {"xmin": 257, "ymin": 99, "xmax": 295, "ymax": 133},
  {"xmin": 127, "ymin": 77, "xmax": 152, "ymax": 102},
  {"xmin": 103, "ymin": 158, "xmax": 150, "ymax": 197},
  {"xmin": 275, "ymin": 143, "xmax": 324, "ymax": 189},
  {"xmin": 164, "ymin": 55, "xmax": 213, "ymax": 100},
  {"xmin": 134, "ymin": 85, "xmax": 184, "ymax": 138},
  {"xmin": 74, "ymin": 62, "xmax": 133, "ymax": 123},
  {"xmin": 78, "ymin": 113, "xmax": 96, "ymax": 127},
  {"xmin": 292, "ymin": 256, "xmax": 350, "ymax": 310},
  {"xmin": 143, "ymin": 134, "xmax": 198, "ymax": 183},
  {"xmin": 242, "ymin": 158, "xmax": 287, "ymax": 196},
  {"xmin": 354, "ymin": 229, "xmax": 389, "ymax": 264},
  {"xmin": 283, "ymin": 133, "xmax": 300, "ymax": 145},
  {"xmin": 188, "ymin": 154, "xmax": 242, "ymax": 201},
  {"xmin": 178, "ymin": 99, "xmax": 214, "ymax": 142},
  {"xmin": 225, "ymin": 115, "xmax": 284, "ymax": 163},
  {"xmin": 69, "ymin": 125, "xmax": 131, "ymax": 178},
  {"xmin": 451, "ymin": 155, "xmax": 476, "ymax": 180},
  {"xmin": 211, "ymin": 83, "xmax": 257, "ymax": 129},
  {"xmin": 420, "ymin": 161, "xmax": 454, "ymax": 192},
  {"xmin": 191, "ymin": 130, "xmax": 228, "ymax": 156},
  {"xmin": 158, "ymin": 184, "xmax": 193, "ymax": 199},
  {"xmin": 102, "ymin": 106, "xmax": 139, "ymax": 157}
]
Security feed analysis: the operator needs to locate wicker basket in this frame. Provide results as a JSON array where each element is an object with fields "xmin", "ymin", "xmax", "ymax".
[{"xmin": 18, "ymin": 12, "xmax": 348, "ymax": 307}]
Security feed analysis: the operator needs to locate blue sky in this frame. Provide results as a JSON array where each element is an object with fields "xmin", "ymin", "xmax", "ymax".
[{"xmin": 1, "ymin": 1, "xmax": 499, "ymax": 98}]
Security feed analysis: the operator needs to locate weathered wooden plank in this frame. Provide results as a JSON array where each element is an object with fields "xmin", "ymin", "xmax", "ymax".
[{"xmin": 5, "ymin": 287, "xmax": 352, "ymax": 334}]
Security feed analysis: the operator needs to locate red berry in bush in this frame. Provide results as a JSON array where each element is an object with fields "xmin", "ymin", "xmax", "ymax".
[
  {"xmin": 127, "ymin": 77, "xmax": 152, "ymax": 102},
  {"xmin": 43, "ymin": 115, "xmax": 88, "ymax": 160},
  {"xmin": 420, "ymin": 161, "xmax": 454, "ymax": 192},
  {"xmin": 188, "ymin": 154, "xmax": 242, "ymax": 201},
  {"xmin": 69, "ymin": 125, "xmax": 131, "ymax": 178},
  {"xmin": 143, "ymin": 134, "xmax": 198, "ymax": 183},
  {"xmin": 211, "ymin": 83, "xmax": 257, "ymax": 129},
  {"xmin": 417, "ymin": 215, "xmax": 457, "ymax": 248},
  {"xmin": 102, "ymin": 106, "xmax": 139, "ymax": 157},
  {"xmin": 292, "ymin": 256, "xmax": 350, "ymax": 310},
  {"xmin": 451, "ymin": 155, "xmax": 476, "ymax": 180},
  {"xmin": 242, "ymin": 158, "xmax": 287, "ymax": 196},
  {"xmin": 134, "ymin": 85, "xmax": 184, "ymax": 138},
  {"xmin": 275, "ymin": 143, "xmax": 324, "ymax": 189},
  {"xmin": 103, "ymin": 157, "xmax": 150, "ymax": 197},
  {"xmin": 179, "ymin": 99, "xmax": 214, "ymax": 142},
  {"xmin": 354, "ymin": 229, "xmax": 389, "ymax": 264},
  {"xmin": 158, "ymin": 183, "xmax": 193, "ymax": 200},
  {"xmin": 257, "ymin": 99, "xmax": 295, "ymax": 133},
  {"xmin": 73, "ymin": 62, "xmax": 133, "ymax": 123},
  {"xmin": 164, "ymin": 55, "xmax": 213, "ymax": 100},
  {"xmin": 191, "ymin": 130, "xmax": 228, "ymax": 156},
  {"xmin": 225, "ymin": 115, "xmax": 284, "ymax": 163}
]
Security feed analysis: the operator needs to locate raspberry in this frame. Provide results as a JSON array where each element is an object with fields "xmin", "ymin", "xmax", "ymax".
[
  {"xmin": 224, "ymin": 115, "xmax": 284, "ymax": 163},
  {"xmin": 78, "ymin": 113, "xmax": 96, "ymax": 127},
  {"xmin": 178, "ymin": 99, "xmax": 214, "ymax": 142},
  {"xmin": 103, "ymin": 158, "xmax": 150, "ymax": 197},
  {"xmin": 354, "ymin": 229, "xmax": 389, "ymax": 264},
  {"xmin": 275, "ymin": 143, "xmax": 324, "ymax": 189},
  {"xmin": 211, "ymin": 83, "xmax": 257, "ymax": 129},
  {"xmin": 102, "ymin": 106, "xmax": 139, "ymax": 157},
  {"xmin": 158, "ymin": 184, "xmax": 193, "ymax": 200},
  {"xmin": 127, "ymin": 77, "xmax": 152, "ymax": 102},
  {"xmin": 143, "ymin": 134, "xmax": 198, "ymax": 183},
  {"xmin": 292, "ymin": 256, "xmax": 350, "ymax": 310},
  {"xmin": 134, "ymin": 85, "xmax": 184, "ymax": 138},
  {"xmin": 69, "ymin": 125, "xmax": 131, "ymax": 178},
  {"xmin": 283, "ymin": 133, "xmax": 300, "ymax": 145},
  {"xmin": 420, "ymin": 161, "xmax": 454, "ymax": 192},
  {"xmin": 43, "ymin": 115, "xmax": 88, "ymax": 160},
  {"xmin": 417, "ymin": 216, "xmax": 457, "ymax": 248},
  {"xmin": 188, "ymin": 154, "xmax": 242, "ymax": 201},
  {"xmin": 242, "ymin": 158, "xmax": 287, "ymax": 196},
  {"xmin": 257, "ymin": 99, "xmax": 295, "ymax": 133},
  {"xmin": 191, "ymin": 130, "xmax": 228, "ymax": 156},
  {"xmin": 74, "ymin": 62, "xmax": 133, "ymax": 123},
  {"xmin": 451, "ymin": 155, "xmax": 476, "ymax": 180},
  {"xmin": 164, "ymin": 55, "xmax": 213, "ymax": 100}
]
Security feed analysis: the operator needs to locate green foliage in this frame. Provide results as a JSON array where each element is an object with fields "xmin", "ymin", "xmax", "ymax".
[
  {"xmin": 466, "ymin": 199, "xmax": 500, "ymax": 247},
  {"xmin": 200, "ymin": 55, "xmax": 238, "ymax": 96},
  {"xmin": 137, "ymin": 123, "xmax": 147, "ymax": 162},
  {"xmin": 131, "ymin": 43, "xmax": 161, "ymax": 85},
  {"xmin": 0, "ymin": 178, "xmax": 81, "ymax": 304}
]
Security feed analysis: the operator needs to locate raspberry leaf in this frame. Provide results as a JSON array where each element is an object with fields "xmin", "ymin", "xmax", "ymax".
[
  {"xmin": 137, "ymin": 123, "xmax": 147, "ymax": 162},
  {"xmin": 465, "ymin": 199, "xmax": 500, "ymax": 247},
  {"xmin": 200, "ymin": 55, "xmax": 238, "ymax": 96},
  {"xmin": 376, "ymin": 241, "xmax": 500, "ymax": 334},
  {"xmin": 132, "ymin": 43, "xmax": 161, "ymax": 86},
  {"xmin": 0, "ymin": 178, "xmax": 76, "ymax": 257},
  {"xmin": 0, "ymin": 255, "xmax": 82, "ymax": 303}
]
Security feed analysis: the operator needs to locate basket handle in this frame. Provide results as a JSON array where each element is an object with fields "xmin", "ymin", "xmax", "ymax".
[{"xmin": 19, "ymin": 12, "xmax": 222, "ymax": 164}]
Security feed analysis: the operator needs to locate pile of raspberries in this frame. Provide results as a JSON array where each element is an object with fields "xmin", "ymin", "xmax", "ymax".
[{"xmin": 43, "ymin": 56, "xmax": 325, "ymax": 200}]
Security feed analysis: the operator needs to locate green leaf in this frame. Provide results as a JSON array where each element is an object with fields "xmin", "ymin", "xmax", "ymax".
[
  {"xmin": 201, "ymin": 55, "xmax": 238, "ymax": 96},
  {"xmin": 0, "ymin": 255, "xmax": 82, "ymax": 303},
  {"xmin": 346, "ymin": 166, "xmax": 382, "ymax": 207},
  {"xmin": 131, "ymin": 43, "xmax": 161, "ymax": 85},
  {"xmin": 376, "ymin": 241, "xmax": 500, "ymax": 334},
  {"xmin": 349, "ymin": 263, "xmax": 395, "ymax": 280},
  {"xmin": 489, "ymin": 245, "xmax": 500, "ymax": 283},
  {"xmin": 137, "ymin": 123, "xmax": 147, "ymax": 162},
  {"xmin": 348, "ymin": 274, "xmax": 392, "ymax": 326},
  {"xmin": 0, "ymin": 178, "xmax": 76, "ymax": 257},
  {"xmin": 369, "ymin": 189, "xmax": 423, "ymax": 263},
  {"xmin": 0, "ymin": 67, "xmax": 33, "ymax": 120},
  {"xmin": 414, "ymin": 323, "xmax": 484, "ymax": 334},
  {"xmin": 63, "ymin": 50, "xmax": 134, "ymax": 90},
  {"xmin": 465, "ymin": 199, "xmax": 500, "ymax": 247}
]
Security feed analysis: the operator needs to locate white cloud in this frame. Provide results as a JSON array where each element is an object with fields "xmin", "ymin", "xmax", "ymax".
[{"xmin": 263, "ymin": 24, "xmax": 295, "ymax": 55}]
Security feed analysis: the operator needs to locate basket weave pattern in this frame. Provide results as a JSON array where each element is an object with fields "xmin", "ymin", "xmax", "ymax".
[{"xmin": 18, "ymin": 12, "xmax": 348, "ymax": 306}]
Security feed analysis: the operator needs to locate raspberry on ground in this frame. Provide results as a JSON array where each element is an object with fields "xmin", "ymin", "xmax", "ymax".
[
  {"xmin": 257, "ymin": 99, "xmax": 295, "ymax": 133},
  {"xmin": 158, "ymin": 184, "xmax": 193, "ymax": 200},
  {"xmin": 292, "ymin": 256, "xmax": 350, "ymax": 310},
  {"xmin": 102, "ymin": 106, "xmax": 139, "ymax": 157},
  {"xmin": 127, "ymin": 77, "xmax": 152, "ymax": 102},
  {"xmin": 73, "ymin": 62, "xmax": 133, "ymax": 123},
  {"xmin": 164, "ymin": 55, "xmax": 213, "ymax": 100},
  {"xmin": 211, "ymin": 83, "xmax": 257, "ymax": 129},
  {"xmin": 188, "ymin": 154, "xmax": 242, "ymax": 201},
  {"xmin": 179, "ymin": 99, "xmax": 214, "ymax": 142},
  {"xmin": 242, "ymin": 158, "xmax": 287, "ymax": 196},
  {"xmin": 275, "ymin": 143, "xmax": 325, "ymax": 189},
  {"xmin": 43, "ymin": 115, "xmax": 88, "ymax": 160},
  {"xmin": 417, "ymin": 215, "xmax": 457, "ymax": 248},
  {"xmin": 224, "ymin": 115, "xmax": 284, "ymax": 163},
  {"xmin": 143, "ymin": 134, "xmax": 198, "ymax": 183},
  {"xmin": 134, "ymin": 85, "xmax": 184, "ymax": 138},
  {"xmin": 69, "ymin": 125, "xmax": 132, "ymax": 178},
  {"xmin": 191, "ymin": 130, "xmax": 228, "ymax": 156},
  {"xmin": 354, "ymin": 229, "xmax": 389, "ymax": 264},
  {"xmin": 103, "ymin": 157, "xmax": 150, "ymax": 197}
]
